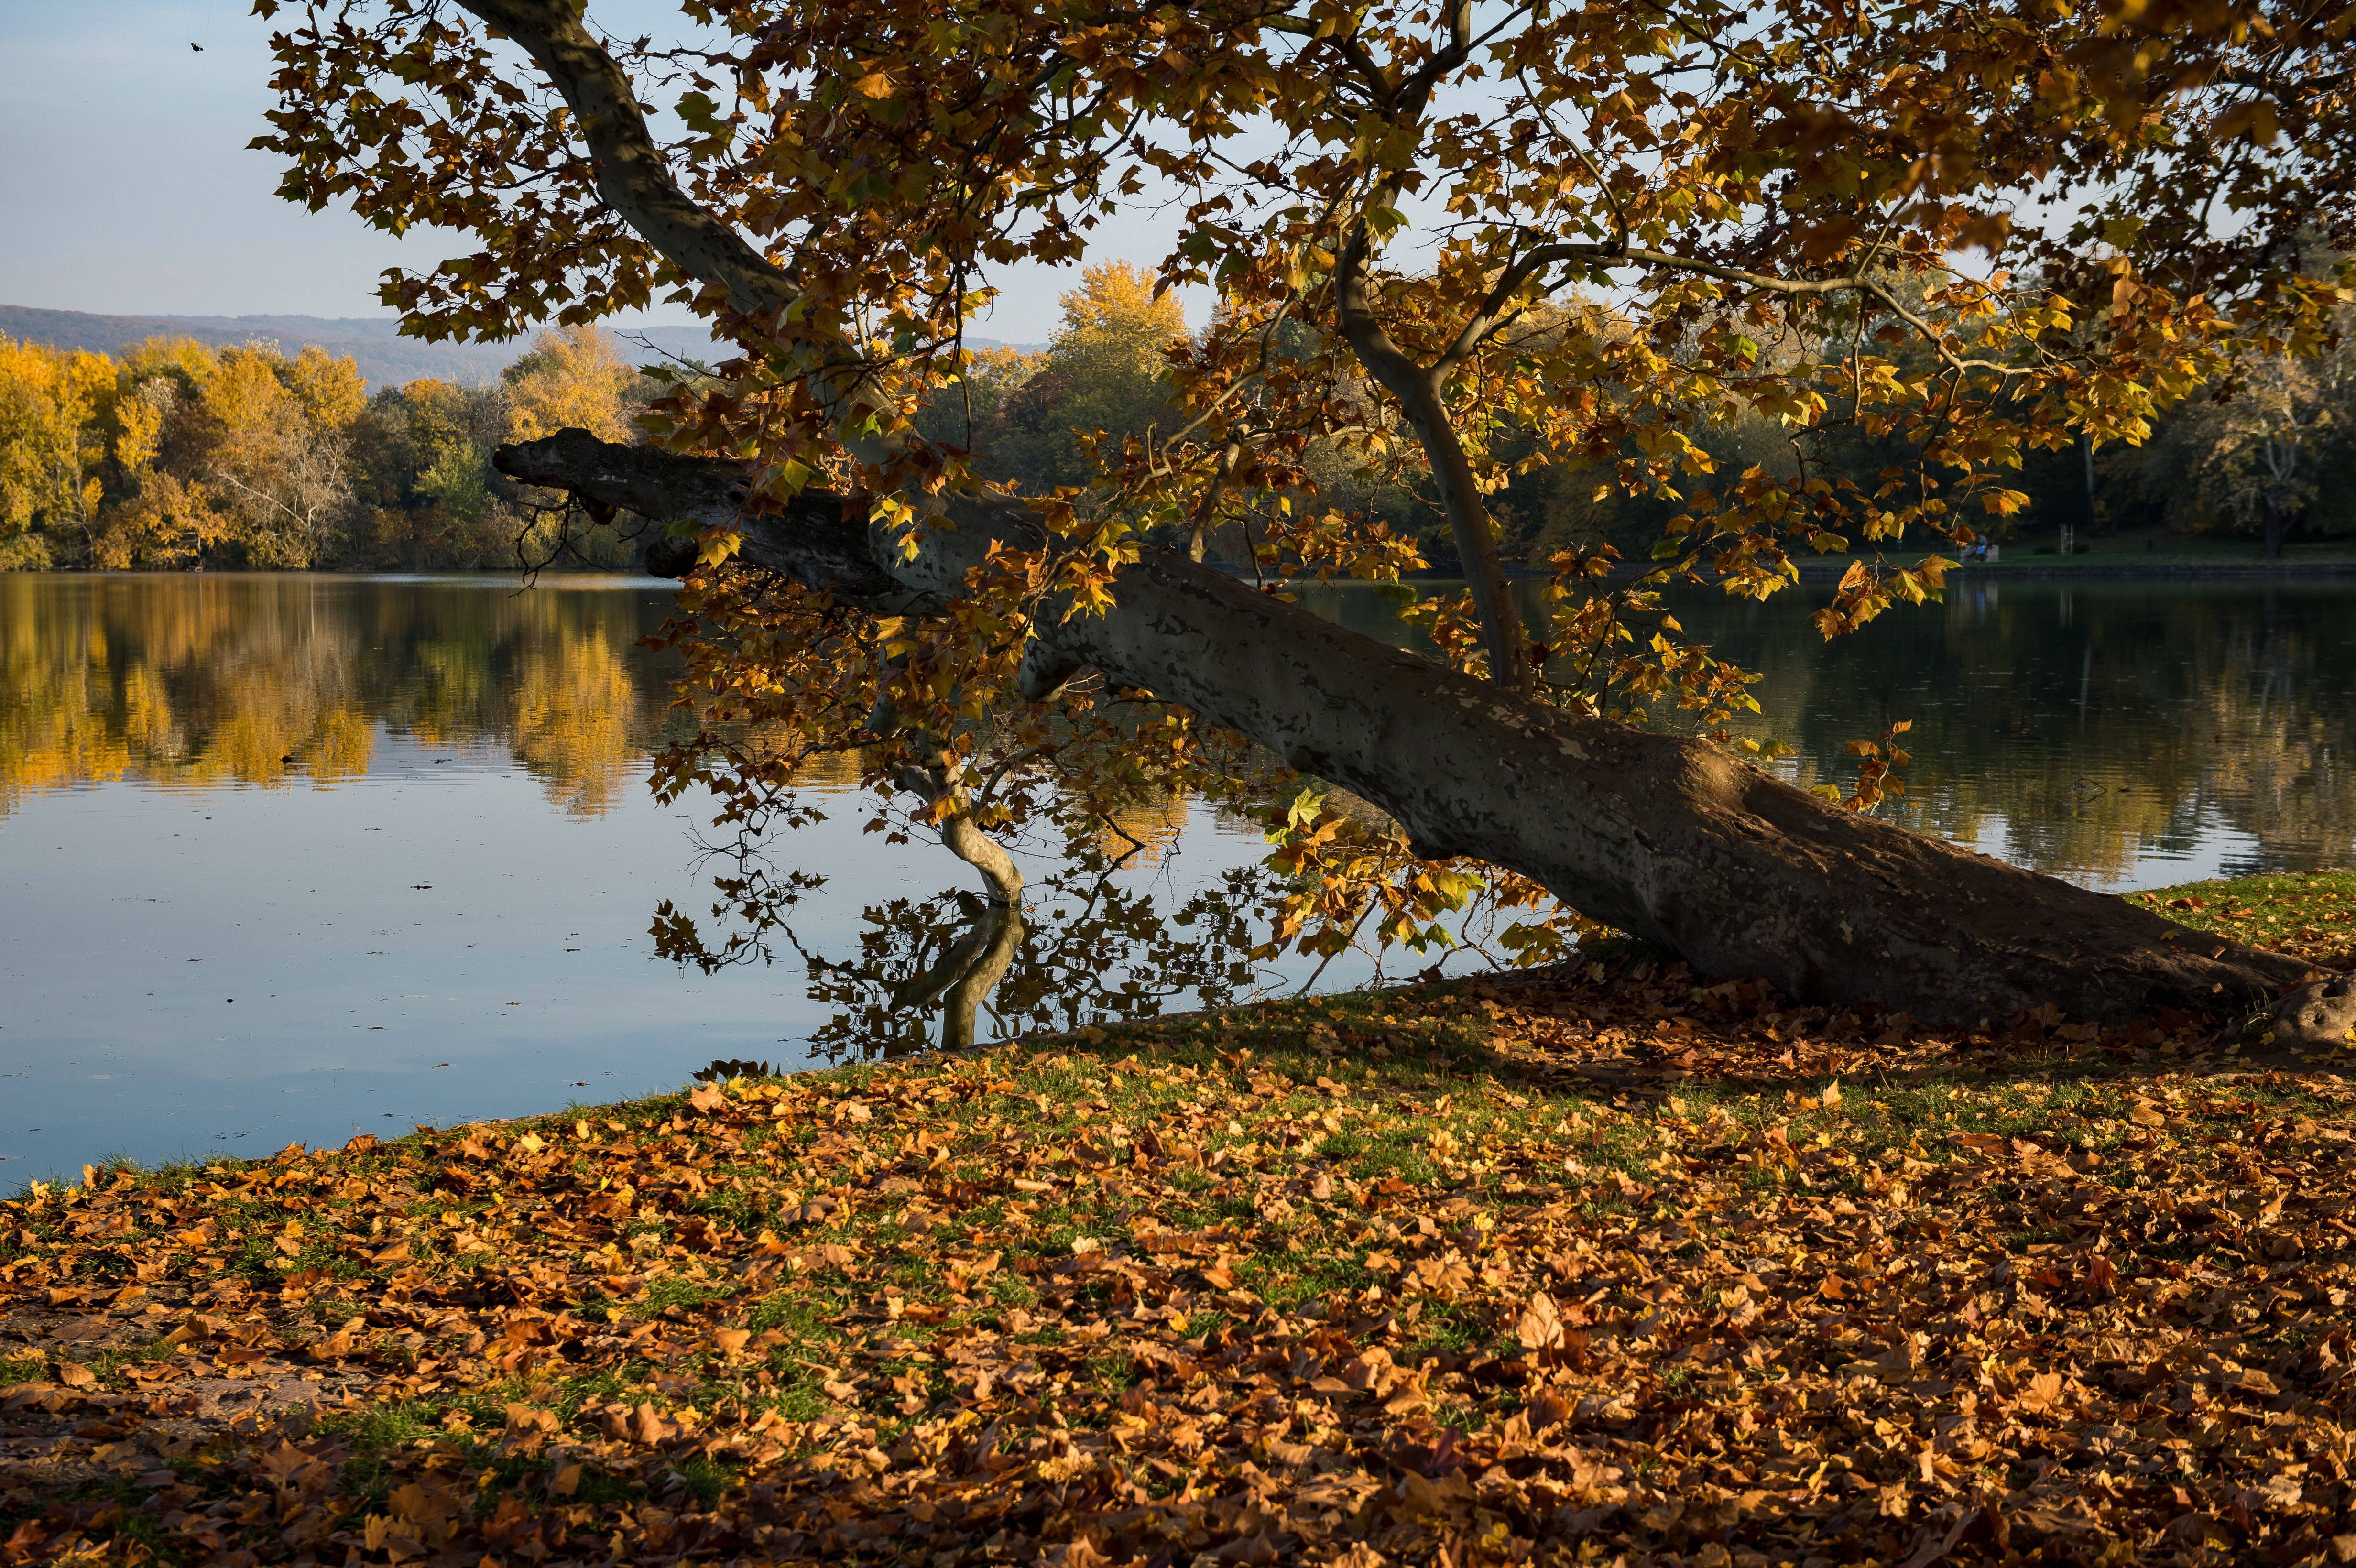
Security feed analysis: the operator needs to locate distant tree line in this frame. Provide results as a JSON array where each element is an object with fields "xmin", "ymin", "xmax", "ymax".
[
  {"xmin": 0, "ymin": 325, "xmax": 654, "ymax": 571},
  {"xmin": 6, "ymin": 273, "xmax": 2349, "ymax": 575},
  {"xmin": 956, "ymin": 263, "xmax": 2356, "ymax": 572}
]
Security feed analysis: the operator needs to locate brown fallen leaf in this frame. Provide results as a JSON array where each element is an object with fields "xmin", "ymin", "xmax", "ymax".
[
  {"xmin": 7, "ymin": 903, "xmax": 2354, "ymax": 1568},
  {"xmin": 1516, "ymin": 1290, "xmax": 1565, "ymax": 1351},
  {"xmin": 2016, "ymin": 1370, "xmax": 2067, "ymax": 1413},
  {"xmin": 502, "ymin": 1405, "xmax": 558, "ymax": 1455}
]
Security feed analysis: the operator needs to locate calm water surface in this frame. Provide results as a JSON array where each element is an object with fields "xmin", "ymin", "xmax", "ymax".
[
  {"xmin": 2, "ymin": 572, "xmax": 2350, "ymax": 1177},
  {"xmin": 1296, "ymin": 576, "xmax": 2356, "ymax": 885}
]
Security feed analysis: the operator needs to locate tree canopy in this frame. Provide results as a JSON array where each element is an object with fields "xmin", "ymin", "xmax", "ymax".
[{"xmin": 249, "ymin": 0, "xmax": 2354, "ymax": 1001}]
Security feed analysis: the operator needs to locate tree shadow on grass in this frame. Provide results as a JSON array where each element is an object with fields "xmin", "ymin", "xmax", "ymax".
[{"xmin": 1008, "ymin": 932, "xmax": 2356, "ymax": 1130}]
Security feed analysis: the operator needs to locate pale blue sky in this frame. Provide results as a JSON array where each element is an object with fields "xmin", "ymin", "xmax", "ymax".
[
  {"xmin": 0, "ymin": 1, "xmax": 1170, "ymax": 342},
  {"xmin": 0, "ymin": 2, "xmax": 428, "ymax": 320}
]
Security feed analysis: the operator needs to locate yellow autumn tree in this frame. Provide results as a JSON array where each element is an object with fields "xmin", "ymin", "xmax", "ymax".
[
  {"xmin": 88, "ymin": 337, "xmax": 230, "ymax": 568},
  {"xmin": 1052, "ymin": 261, "xmax": 1188, "ymax": 384},
  {"xmin": 997, "ymin": 261, "xmax": 1188, "ymax": 490},
  {"xmin": 502, "ymin": 324, "xmax": 648, "ymax": 444},
  {"xmin": 117, "ymin": 336, "xmax": 219, "ymax": 392},
  {"xmin": 84, "ymin": 338, "xmax": 367, "ymax": 568},
  {"xmin": 0, "ymin": 335, "xmax": 118, "ymax": 569},
  {"xmin": 196, "ymin": 345, "xmax": 365, "ymax": 567}
]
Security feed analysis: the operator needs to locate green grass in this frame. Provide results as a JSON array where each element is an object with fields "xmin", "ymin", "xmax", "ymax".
[
  {"xmin": 2130, "ymin": 868, "xmax": 2356, "ymax": 942},
  {"xmin": 633, "ymin": 1276, "xmax": 744, "ymax": 1319}
]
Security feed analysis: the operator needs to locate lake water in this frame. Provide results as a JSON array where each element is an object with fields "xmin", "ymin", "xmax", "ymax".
[
  {"xmin": 1296, "ymin": 575, "xmax": 2356, "ymax": 886},
  {"xmin": 3, "ymin": 572, "xmax": 2351, "ymax": 1179}
]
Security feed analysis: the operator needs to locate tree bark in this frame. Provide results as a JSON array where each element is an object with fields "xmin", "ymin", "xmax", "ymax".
[
  {"xmin": 1335, "ymin": 221, "xmax": 1532, "ymax": 693},
  {"xmin": 456, "ymin": 0, "xmax": 2307, "ymax": 1030},
  {"xmin": 499, "ymin": 429, "xmax": 2311, "ymax": 1026}
]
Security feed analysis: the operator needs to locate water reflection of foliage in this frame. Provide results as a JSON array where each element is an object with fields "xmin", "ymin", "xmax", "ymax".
[
  {"xmin": 0, "ymin": 576, "xmax": 676, "ymax": 818},
  {"xmin": 1695, "ymin": 584, "xmax": 2356, "ymax": 884},
  {"xmin": 1299, "ymin": 577, "xmax": 2354, "ymax": 886},
  {"xmin": 498, "ymin": 627, "xmax": 643, "ymax": 815},
  {"xmin": 655, "ymin": 843, "xmax": 1272, "ymax": 1059}
]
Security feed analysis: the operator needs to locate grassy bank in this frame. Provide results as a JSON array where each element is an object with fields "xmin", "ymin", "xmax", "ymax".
[{"xmin": 3, "ymin": 874, "xmax": 2353, "ymax": 1566}]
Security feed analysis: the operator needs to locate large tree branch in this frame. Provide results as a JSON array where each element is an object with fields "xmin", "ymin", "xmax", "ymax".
[
  {"xmin": 496, "ymin": 428, "xmax": 940, "ymax": 611},
  {"xmin": 459, "ymin": 0, "xmax": 795, "ymax": 317},
  {"xmin": 455, "ymin": 0, "xmax": 899, "ymax": 458},
  {"xmin": 500, "ymin": 428, "xmax": 2315, "ymax": 1028},
  {"xmin": 1335, "ymin": 209, "xmax": 1534, "ymax": 693}
]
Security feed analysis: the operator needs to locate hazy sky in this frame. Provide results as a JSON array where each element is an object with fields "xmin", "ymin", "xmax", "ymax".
[
  {"xmin": 0, "ymin": 1, "xmax": 1169, "ymax": 343},
  {"xmin": 2, "ymin": 3, "xmax": 434, "ymax": 321}
]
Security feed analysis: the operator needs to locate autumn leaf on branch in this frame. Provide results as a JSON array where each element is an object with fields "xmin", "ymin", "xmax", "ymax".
[{"xmin": 250, "ymin": 0, "xmax": 2347, "ymax": 1025}]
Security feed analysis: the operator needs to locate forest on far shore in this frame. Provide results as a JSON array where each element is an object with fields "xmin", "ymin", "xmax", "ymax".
[
  {"xmin": 0, "ymin": 322, "xmax": 654, "ymax": 573},
  {"xmin": 3, "ymin": 263, "xmax": 2351, "ymax": 575}
]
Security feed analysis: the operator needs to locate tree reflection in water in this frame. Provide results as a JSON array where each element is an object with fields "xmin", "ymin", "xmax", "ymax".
[
  {"xmin": 0, "ymin": 573, "xmax": 677, "ymax": 817},
  {"xmin": 8, "ymin": 575, "xmax": 2352, "ymax": 1052},
  {"xmin": 11, "ymin": 577, "xmax": 2350, "ymax": 886},
  {"xmin": 656, "ymin": 841, "xmax": 1274, "ymax": 1058}
]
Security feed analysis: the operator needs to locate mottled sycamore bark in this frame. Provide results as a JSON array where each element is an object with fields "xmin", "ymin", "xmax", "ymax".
[{"xmin": 499, "ymin": 431, "xmax": 2311, "ymax": 1026}]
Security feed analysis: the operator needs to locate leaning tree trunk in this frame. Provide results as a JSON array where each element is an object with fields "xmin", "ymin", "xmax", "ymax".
[{"xmin": 501, "ymin": 430, "xmax": 2311, "ymax": 1026}]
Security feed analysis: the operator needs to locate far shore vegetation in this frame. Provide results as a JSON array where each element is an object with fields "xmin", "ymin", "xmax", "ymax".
[
  {"xmin": 0, "ymin": 871, "xmax": 2349, "ymax": 1564},
  {"xmin": 6, "ymin": 263, "xmax": 2354, "ymax": 579},
  {"xmin": 0, "ymin": 324, "xmax": 655, "ymax": 574}
]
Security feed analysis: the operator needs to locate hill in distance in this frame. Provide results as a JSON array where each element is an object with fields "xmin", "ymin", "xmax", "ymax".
[{"xmin": 1, "ymin": 305, "xmax": 1044, "ymax": 390}]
